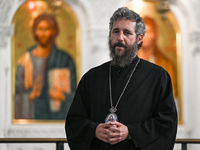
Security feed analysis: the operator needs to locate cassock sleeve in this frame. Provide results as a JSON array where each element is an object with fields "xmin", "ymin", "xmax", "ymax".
[
  {"xmin": 127, "ymin": 69, "xmax": 177, "ymax": 150},
  {"xmin": 65, "ymin": 73, "xmax": 99, "ymax": 150}
]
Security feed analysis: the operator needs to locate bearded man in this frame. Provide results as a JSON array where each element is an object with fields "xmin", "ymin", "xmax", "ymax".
[{"xmin": 65, "ymin": 7, "xmax": 177, "ymax": 150}]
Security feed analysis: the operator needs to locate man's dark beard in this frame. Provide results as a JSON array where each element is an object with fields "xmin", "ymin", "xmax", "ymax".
[{"xmin": 109, "ymin": 39, "xmax": 138, "ymax": 68}]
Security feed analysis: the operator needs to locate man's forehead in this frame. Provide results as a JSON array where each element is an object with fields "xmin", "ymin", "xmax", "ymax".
[{"xmin": 112, "ymin": 19, "xmax": 136, "ymax": 30}]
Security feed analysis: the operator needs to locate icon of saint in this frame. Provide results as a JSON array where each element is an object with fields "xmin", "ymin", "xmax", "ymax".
[{"xmin": 14, "ymin": 14, "xmax": 77, "ymax": 120}]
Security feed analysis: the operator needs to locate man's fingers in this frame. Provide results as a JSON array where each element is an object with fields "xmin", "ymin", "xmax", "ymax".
[
  {"xmin": 107, "ymin": 131, "xmax": 120, "ymax": 138},
  {"xmin": 107, "ymin": 136, "xmax": 121, "ymax": 145},
  {"xmin": 96, "ymin": 123, "xmax": 113, "ymax": 142},
  {"xmin": 96, "ymin": 122, "xmax": 129, "ymax": 145}
]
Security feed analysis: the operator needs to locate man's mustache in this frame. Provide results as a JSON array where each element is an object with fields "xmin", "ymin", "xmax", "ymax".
[{"xmin": 113, "ymin": 42, "xmax": 127, "ymax": 48}]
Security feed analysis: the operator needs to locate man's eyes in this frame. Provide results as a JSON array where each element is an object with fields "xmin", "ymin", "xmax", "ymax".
[
  {"xmin": 124, "ymin": 31, "xmax": 132, "ymax": 35},
  {"xmin": 112, "ymin": 30, "xmax": 119, "ymax": 33},
  {"xmin": 112, "ymin": 30, "xmax": 132, "ymax": 35}
]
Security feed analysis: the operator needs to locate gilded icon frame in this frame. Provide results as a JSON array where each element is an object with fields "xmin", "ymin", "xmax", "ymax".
[{"xmin": 12, "ymin": 0, "xmax": 81, "ymax": 124}]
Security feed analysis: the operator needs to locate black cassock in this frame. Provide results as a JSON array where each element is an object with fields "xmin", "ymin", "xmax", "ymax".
[{"xmin": 65, "ymin": 56, "xmax": 177, "ymax": 150}]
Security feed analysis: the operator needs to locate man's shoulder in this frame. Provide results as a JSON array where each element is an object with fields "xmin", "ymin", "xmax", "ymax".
[
  {"xmin": 89, "ymin": 61, "xmax": 110, "ymax": 73},
  {"xmin": 78, "ymin": 61, "xmax": 110, "ymax": 84},
  {"xmin": 140, "ymin": 58, "xmax": 166, "ymax": 71},
  {"xmin": 90, "ymin": 61, "xmax": 110, "ymax": 71},
  {"xmin": 83, "ymin": 61, "xmax": 110, "ymax": 78},
  {"xmin": 139, "ymin": 58, "xmax": 167, "ymax": 75}
]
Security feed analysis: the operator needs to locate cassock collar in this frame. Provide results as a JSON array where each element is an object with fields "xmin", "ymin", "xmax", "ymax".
[
  {"xmin": 112, "ymin": 55, "xmax": 139, "ymax": 74},
  {"xmin": 110, "ymin": 55, "xmax": 140, "ymax": 105}
]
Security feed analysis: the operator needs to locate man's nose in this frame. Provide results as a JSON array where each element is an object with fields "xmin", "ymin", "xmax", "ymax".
[{"xmin": 117, "ymin": 32, "xmax": 124, "ymax": 42}]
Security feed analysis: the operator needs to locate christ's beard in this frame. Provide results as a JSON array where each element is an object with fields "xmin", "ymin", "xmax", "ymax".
[
  {"xmin": 109, "ymin": 40, "xmax": 138, "ymax": 68},
  {"xmin": 36, "ymin": 36, "xmax": 53, "ymax": 47}
]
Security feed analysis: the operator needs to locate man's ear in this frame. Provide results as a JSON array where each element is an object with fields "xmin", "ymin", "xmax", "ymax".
[{"xmin": 137, "ymin": 34, "xmax": 143, "ymax": 44}]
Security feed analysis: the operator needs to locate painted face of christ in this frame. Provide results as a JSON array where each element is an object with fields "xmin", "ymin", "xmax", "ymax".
[{"xmin": 35, "ymin": 20, "xmax": 54, "ymax": 47}]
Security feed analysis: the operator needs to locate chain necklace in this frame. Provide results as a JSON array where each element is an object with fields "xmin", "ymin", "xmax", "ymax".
[{"xmin": 105, "ymin": 58, "xmax": 140, "ymax": 123}]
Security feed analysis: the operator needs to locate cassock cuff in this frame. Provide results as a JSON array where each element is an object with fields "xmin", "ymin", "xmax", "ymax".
[{"xmin": 128, "ymin": 133, "xmax": 138, "ymax": 148}]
